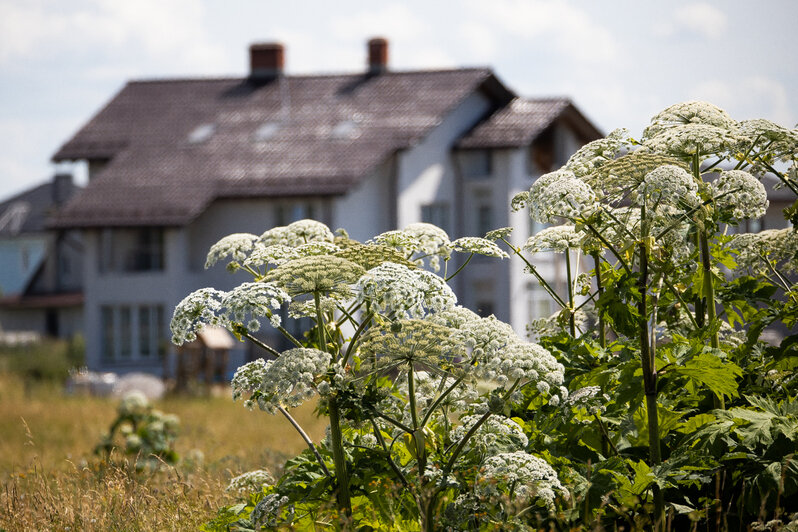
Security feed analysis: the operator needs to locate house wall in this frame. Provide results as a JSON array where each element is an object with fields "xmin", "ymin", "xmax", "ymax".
[
  {"xmin": 396, "ymin": 91, "xmax": 493, "ymax": 231},
  {"xmin": 332, "ymin": 160, "xmax": 395, "ymax": 242}
]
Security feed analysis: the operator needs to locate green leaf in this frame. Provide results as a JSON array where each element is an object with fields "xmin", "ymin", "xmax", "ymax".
[{"xmin": 672, "ymin": 351, "xmax": 742, "ymax": 400}]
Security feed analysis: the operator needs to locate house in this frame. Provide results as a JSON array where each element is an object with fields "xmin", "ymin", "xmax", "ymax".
[
  {"xmin": 0, "ymin": 174, "xmax": 83, "ymax": 342},
  {"xmin": 50, "ymin": 38, "xmax": 602, "ymax": 375}
]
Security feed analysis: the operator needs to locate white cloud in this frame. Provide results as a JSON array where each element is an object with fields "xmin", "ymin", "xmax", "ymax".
[
  {"xmin": 0, "ymin": 0, "xmax": 227, "ymax": 73},
  {"xmin": 330, "ymin": 3, "xmax": 427, "ymax": 42},
  {"xmin": 689, "ymin": 76, "xmax": 793, "ymax": 125},
  {"xmin": 670, "ymin": 3, "xmax": 728, "ymax": 40},
  {"xmin": 463, "ymin": 0, "xmax": 619, "ymax": 64}
]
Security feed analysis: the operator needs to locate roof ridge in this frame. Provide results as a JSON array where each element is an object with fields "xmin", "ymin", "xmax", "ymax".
[{"xmin": 126, "ymin": 67, "xmax": 493, "ymax": 85}]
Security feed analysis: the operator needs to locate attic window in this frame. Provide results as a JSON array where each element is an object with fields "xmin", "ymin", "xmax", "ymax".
[
  {"xmin": 253, "ymin": 121, "xmax": 281, "ymax": 141},
  {"xmin": 331, "ymin": 119, "xmax": 361, "ymax": 140},
  {"xmin": 187, "ymin": 123, "xmax": 216, "ymax": 144}
]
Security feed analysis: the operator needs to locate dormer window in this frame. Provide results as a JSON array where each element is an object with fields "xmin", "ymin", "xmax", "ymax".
[
  {"xmin": 187, "ymin": 123, "xmax": 216, "ymax": 144},
  {"xmin": 253, "ymin": 121, "xmax": 281, "ymax": 141}
]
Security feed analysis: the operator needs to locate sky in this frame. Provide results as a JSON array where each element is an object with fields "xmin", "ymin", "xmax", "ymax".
[{"xmin": 1, "ymin": 0, "xmax": 796, "ymax": 198}]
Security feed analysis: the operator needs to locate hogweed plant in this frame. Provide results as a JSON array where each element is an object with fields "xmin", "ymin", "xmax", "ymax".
[
  {"xmin": 173, "ymin": 220, "xmax": 566, "ymax": 530},
  {"xmin": 494, "ymin": 101, "xmax": 798, "ymax": 530}
]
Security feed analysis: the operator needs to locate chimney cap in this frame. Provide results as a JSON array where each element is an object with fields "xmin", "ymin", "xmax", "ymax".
[
  {"xmin": 249, "ymin": 42, "xmax": 285, "ymax": 79},
  {"xmin": 367, "ymin": 37, "xmax": 388, "ymax": 75}
]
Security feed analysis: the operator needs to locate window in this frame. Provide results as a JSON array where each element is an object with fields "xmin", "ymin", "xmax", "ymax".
[
  {"xmin": 99, "ymin": 228, "xmax": 165, "ymax": 273},
  {"xmin": 460, "ymin": 150, "xmax": 492, "ymax": 179},
  {"xmin": 421, "ymin": 202, "xmax": 451, "ymax": 235},
  {"xmin": 99, "ymin": 304, "xmax": 167, "ymax": 362},
  {"xmin": 276, "ymin": 202, "xmax": 315, "ymax": 225}
]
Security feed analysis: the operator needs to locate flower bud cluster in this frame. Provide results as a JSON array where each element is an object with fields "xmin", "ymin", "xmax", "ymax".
[
  {"xmin": 710, "ymin": 170, "xmax": 769, "ymax": 220},
  {"xmin": 449, "ymin": 414, "xmax": 528, "ymax": 455},
  {"xmin": 356, "ymin": 262, "xmax": 456, "ymax": 318},
  {"xmin": 524, "ymin": 225, "xmax": 584, "ymax": 253}
]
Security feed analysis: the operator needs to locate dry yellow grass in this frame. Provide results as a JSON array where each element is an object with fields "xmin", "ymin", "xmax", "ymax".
[{"xmin": 0, "ymin": 373, "xmax": 327, "ymax": 531}]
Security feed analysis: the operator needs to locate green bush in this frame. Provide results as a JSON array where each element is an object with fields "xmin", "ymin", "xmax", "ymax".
[{"xmin": 0, "ymin": 335, "xmax": 85, "ymax": 382}]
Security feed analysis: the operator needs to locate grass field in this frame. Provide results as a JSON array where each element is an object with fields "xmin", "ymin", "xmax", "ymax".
[{"xmin": 0, "ymin": 372, "xmax": 326, "ymax": 531}]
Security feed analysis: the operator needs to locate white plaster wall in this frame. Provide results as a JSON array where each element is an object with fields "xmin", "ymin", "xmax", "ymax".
[
  {"xmin": 332, "ymin": 159, "xmax": 394, "ymax": 242},
  {"xmin": 397, "ymin": 92, "xmax": 493, "ymax": 230}
]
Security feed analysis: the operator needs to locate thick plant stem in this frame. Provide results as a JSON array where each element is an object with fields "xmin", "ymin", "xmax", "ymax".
[
  {"xmin": 637, "ymin": 242, "xmax": 664, "ymax": 528},
  {"xmin": 328, "ymin": 398, "xmax": 352, "ymax": 516},
  {"xmin": 699, "ymin": 228, "xmax": 725, "ymax": 410},
  {"xmin": 565, "ymin": 250, "xmax": 576, "ymax": 337},
  {"xmin": 314, "ymin": 292, "xmax": 352, "ymax": 516},
  {"xmin": 592, "ymin": 252, "xmax": 606, "ymax": 349}
]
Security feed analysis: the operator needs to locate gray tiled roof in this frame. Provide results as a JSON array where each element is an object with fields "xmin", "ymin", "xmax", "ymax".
[
  {"xmin": 52, "ymin": 69, "xmax": 513, "ymax": 227},
  {"xmin": 0, "ymin": 178, "xmax": 79, "ymax": 236},
  {"xmin": 458, "ymin": 97, "xmax": 583, "ymax": 148}
]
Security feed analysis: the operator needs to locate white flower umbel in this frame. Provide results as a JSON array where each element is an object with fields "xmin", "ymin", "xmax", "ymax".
[
  {"xmin": 222, "ymin": 281, "xmax": 290, "ymax": 332},
  {"xmin": 260, "ymin": 219, "xmax": 334, "ymax": 248},
  {"xmin": 226, "ymin": 469, "xmax": 275, "ymax": 493},
  {"xmin": 233, "ymin": 348, "xmax": 332, "ymax": 413},
  {"xmin": 643, "ymin": 101, "xmax": 736, "ymax": 138},
  {"xmin": 524, "ymin": 225, "xmax": 584, "ymax": 253},
  {"xmin": 243, "ymin": 244, "xmax": 299, "ymax": 271},
  {"xmin": 294, "ymin": 241, "xmax": 340, "ymax": 256},
  {"xmin": 266, "ymin": 255, "xmax": 365, "ymax": 299},
  {"xmin": 565, "ymin": 128, "xmax": 631, "ymax": 179},
  {"xmin": 644, "ymin": 124, "xmax": 740, "ymax": 157},
  {"xmin": 481, "ymin": 342, "xmax": 564, "ymax": 393},
  {"xmin": 728, "ymin": 229, "xmax": 798, "ymax": 276},
  {"xmin": 476, "ymin": 451, "xmax": 564, "ymax": 507},
  {"xmin": 403, "ymin": 222, "xmax": 452, "ymax": 271},
  {"xmin": 171, "ymin": 288, "xmax": 228, "ymax": 344},
  {"xmin": 527, "ymin": 169, "xmax": 597, "ymax": 223},
  {"xmin": 205, "ymin": 233, "xmax": 259, "ymax": 270},
  {"xmin": 356, "ymin": 262, "xmax": 456, "ymax": 318},
  {"xmin": 449, "ymin": 414, "xmax": 528, "ymax": 455},
  {"xmin": 451, "ymin": 237, "xmax": 509, "ymax": 258},
  {"xmin": 635, "ymin": 165, "xmax": 700, "ymax": 208},
  {"xmin": 118, "ymin": 391, "xmax": 149, "ymax": 417},
  {"xmin": 711, "ymin": 170, "xmax": 769, "ymax": 220}
]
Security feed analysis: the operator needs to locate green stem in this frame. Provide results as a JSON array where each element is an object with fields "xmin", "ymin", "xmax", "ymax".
[
  {"xmin": 584, "ymin": 222, "xmax": 632, "ymax": 275},
  {"xmin": 314, "ymin": 291, "xmax": 351, "ymax": 516},
  {"xmin": 565, "ymin": 250, "xmax": 576, "ymax": 337},
  {"xmin": 592, "ymin": 252, "xmax": 606, "ymax": 348},
  {"xmin": 637, "ymin": 241, "xmax": 664, "ymax": 526},
  {"xmin": 370, "ymin": 418, "xmax": 409, "ymax": 488},
  {"xmin": 242, "ymin": 332, "xmax": 279, "ymax": 357},
  {"xmin": 445, "ymin": 253, "xmax": 473, "ymax": 281},
  {"xmin": 277, "ymin": 405, "xmax": 330, "ymax": 477},
  {"xmin": 342, "ymin": 310, "xmax": 375, "ymax": 367},
  {"xmin": 501, "ymin": 237, "xmax": 568, "ymax": 308},
  {"xmin": 407, "ymin": 366, "xmax": 420, "ymax": 430}
]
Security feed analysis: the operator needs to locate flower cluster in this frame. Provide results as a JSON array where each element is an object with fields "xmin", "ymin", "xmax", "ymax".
[
  {"xmin": 432, "ymin": 307, "xmax": 521, "ymax": 361},
  {"xmin": 565, "ymin": 128, "xmax": 630, "ymax": 178},
  {"xmin": 223, "ymin": 282, "xmax": 291, "ymax": 332},
  {"xmin": 728, "ymin": 228, "xmax": 798, "ymax": 275},
  {"xmin": 260, "ymin": 219, "xmax": 334, "ymax": 247},
  {"xmin": 451, "ymin": 237, "xmax": 509, "ymax": 258},
  {"xmin": 635, "ymin": 164, "xmax": 700, "ymax": 208},
  {"xmin": 205, "ymin": 233, "xmax": 259, "ymax": 270},
  {"xmin": 226, "ymin": 469, "xmax": 275, "ymax": 493},
  {"xmin": 475, "ymin": 451, "xmax": 564, "ymax": 507},
  {"xmin": 405, "ymin": 223, "xmax": 452, "ymax": 271},
  {"xmin": 266, "ymin": 255, "xmax": 365, "ymax": 299},
  {"xmin": 481, "ymin": 342, "xmax": 564, "ymax": 395},
  {"xmin": 359, "ymin": 319, "xmax": 463, "ymax": 374},
  {"xmin": 644, "ymin": 101, "xmax": 736, "ymax": 136},
  {"xmin": 356, "ymin": 262, "xmax": 456, "ymax": 318},
  {"xmin": 335, "ymin": 239, "xmax": 417, "ymax": 270},
  {"xmin": 564, "ymin": 386, "xmax": 605, "ymax": 415},
  {"xmin": 526, "ymin": 169, "xmax": 597, "ymax": 223},
  {"xmin": 243, "ymin": 244, "xmax": 299, "ymax": 271},
  {"xmin": 711, "ymin": 170, "xmax": 769, "ymax": 220},
  {"xmin": 583, "ymin": 150, "xmax": 688, "ymax": 199},
  {"xmin": 524, "ymin": 225, "xmax": 584, "ymax": 253},
  {"xmin": 251, "ymin": 494, "xmax": 293, "ymax": 528},
  {"xmin": 232, "ymin": 349, "xmax": 332, "ymax": 413},
  {"xmin": 170, "ymin": 288, "xmax": 228, "ymax": 344},
  {"xmin": 449, "ymin": 415, "xmax": 528, "ymax": 455}
]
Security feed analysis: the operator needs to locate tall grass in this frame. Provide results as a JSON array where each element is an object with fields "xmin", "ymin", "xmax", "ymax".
[{"xmin": 0, "ymin": 372, "xmax": 326, "ymax": 530}]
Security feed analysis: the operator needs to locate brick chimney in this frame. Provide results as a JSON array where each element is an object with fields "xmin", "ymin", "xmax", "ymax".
[
  {"xmin": 249, "ymin": 42, "xmax": 284, "ymax": 79},
  {"xmin": 367, "ymin": 37, "xmax": 388, "ymax": 75}
]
